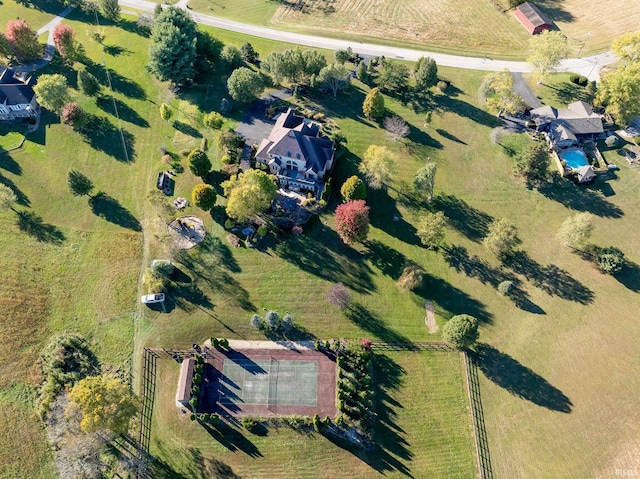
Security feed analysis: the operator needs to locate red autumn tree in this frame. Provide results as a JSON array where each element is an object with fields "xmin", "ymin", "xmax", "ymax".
[
  {"xmin": 61, "ymin": 102, "xmax": 87, "ymax": 129},
  {"xmin": 53, "ymin": 24, "xmax": 81, "ymax": 63},
  {"xmin": 6, "ymin": 19, "xmax": 42, "ymax": 62},
  {"xmin": 335, "ymin": 199, "xmax": 370, "ymax": 244}
]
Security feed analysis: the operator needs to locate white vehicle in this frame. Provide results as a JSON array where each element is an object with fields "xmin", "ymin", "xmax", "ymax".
[{"xmin": 141, "ymin": 293, "xmax": 165, "ymax": 304}]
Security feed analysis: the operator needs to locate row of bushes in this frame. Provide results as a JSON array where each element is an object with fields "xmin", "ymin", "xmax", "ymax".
[
  {"xmin": 210, "ymin": 337, "xmax": 229, "ymax": 349},
  {"xmin": 314, "ymin": 338, "xmax": 346, "ymax": 355},
  {"xmin": 569, "ymin": 74, "xmax": 589, "ymax": 87},
  {"xmin": 188, "ymin": 355, "xmax": 206, "ymax": 412},
  {"xmin": 250, "ymin": 311, "xmax": 295, "ymax": 331},
  {"xmin": 190, "ymin": 412, "xmax": 220, "ymax": 423},
  {"xmin": 335, "ymin": 342, "xmax": 375, "ymax": 434}
]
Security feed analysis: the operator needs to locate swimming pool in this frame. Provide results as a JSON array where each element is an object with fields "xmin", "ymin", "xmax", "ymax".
[{"xmin": 561, "ymin": 150, "xmax": 589, "ymax": 169}]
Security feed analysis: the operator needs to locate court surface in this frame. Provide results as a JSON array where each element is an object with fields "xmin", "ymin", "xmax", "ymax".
[{"xmin": 219, "ymin": 359, "xmax": 318, "ymax": 407}]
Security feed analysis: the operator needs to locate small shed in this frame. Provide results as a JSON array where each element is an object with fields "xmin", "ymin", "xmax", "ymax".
[
  {"xmin": 515, "ymin": 2, "xmax": 552, "ymax": 35},
  {"xmin": 576, "ymin": 165, "xmax": 596, "ymax": 184},
  {"xmin": 175, "ymin": 357, "xmax": 195, "ymax": 408}
]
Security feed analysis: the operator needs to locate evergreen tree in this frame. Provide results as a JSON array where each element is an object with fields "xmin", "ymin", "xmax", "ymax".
[
  {"xmin": 414, "ymin": 56, "xmax": 438, "ymax": 90},
  {"xmin": 362, "ymin": 87, "xmax": 385, "ymax": 119}
]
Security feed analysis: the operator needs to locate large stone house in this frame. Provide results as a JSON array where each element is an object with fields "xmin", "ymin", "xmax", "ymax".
[
  {"xmin": 0, "ymin": 68, "xmax": 39, "ymax": 122},
  {"xmin": 530, "ymin": 101, "xmax": 604, "ymax": 148},
  {"xmin": 255, "ymin": 108, "xmax": 335, "ymax": 195}
]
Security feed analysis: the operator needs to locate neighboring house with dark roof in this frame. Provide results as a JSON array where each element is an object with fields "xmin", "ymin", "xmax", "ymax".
[
  {"xmin": 0, "ymin": 68, "xmax": 39, "ymax": 122},
  {"xmin": 530, "ymin": 101, "xmax": 604, "ymax": 147},
  {"xmin": 255, "ymin": 108, "xmax": 335, "ymax": 194},
  {"xmin": 515, "ymin": 2, "xmax": 552, "ymax": 35}
]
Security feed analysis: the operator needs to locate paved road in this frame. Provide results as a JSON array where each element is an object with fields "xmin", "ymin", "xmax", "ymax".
[{"xmin": 120, "ymin": 0, "xmax": 616, "ymax": 80}]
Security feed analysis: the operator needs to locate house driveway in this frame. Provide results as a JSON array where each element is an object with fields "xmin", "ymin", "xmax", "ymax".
[
  {"xmin": 511, "ymin": 72, "xmax": 542, "ymax": 109},
  {"xmin": 235, "ymin": 90, "xmax": 291, "ymax": 145}
]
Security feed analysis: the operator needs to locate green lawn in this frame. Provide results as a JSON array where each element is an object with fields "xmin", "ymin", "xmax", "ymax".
[
  {"xmin": 1, "ymin": 4, "xmax": 640, "ymax": 478},
  {"xmin": 149, "ymin": 350, "xmax": 476, "ymax": 478},
  {"xmin": 0, "ymin": 124, "xmax": 25, "ymax": 151}
]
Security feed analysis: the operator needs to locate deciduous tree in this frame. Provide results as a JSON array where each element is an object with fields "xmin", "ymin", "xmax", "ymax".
[
  {"xmin": 612, "ymin": 31, "xmax": 640, "ymax": 63},
  {"xmin": 221, "ymin": 169, "xmax": 278, "ymax": 222},
  {"xmin": 596, "ymin": 62, "xmax": 640, "ymax": 126},
  {"xmin": 67, "ymin": 169, "xmax": 94, "ymax": 198},
  {"xmin": 359, "ymin": 145, "xmax": 397, "ymax": 189},
  {"xmin": 68, "ymin": 374, "xmax": 137, "ymax": 435},
  {"xmin": 192, "ymin": 184, "xmax": 217, "ymax": 210},
  {"xmin": 147, "ymin": 7, "xmax": 197, "ymax": 85},
  {"xmin": 33, "ymin": 74, "xmax": 70, "ymax": 113},
  {"xmin": 442, "ymin": 314, "xmax": 479, "ymax": 350},
  {"xmin": 340, "ymin": 175, "xmax": 366, "ymax": 202},
  {"xmin": 187, "ymin": 149, "xmax": 211, "ymax": 178},
  {"xmin": 514, "ymin": 142, "xmax": 550, "ymax": 187},
  {"xmin": 480, "ymin": 69, "xmax": 526, "ymax": 116},
  {"xmin": 384, "ymin": 115, "xmax": 410, "ymax": 141},
  {"xmin": 527, "ymin": 30, "xmax": 569, "ymax": 82},
  {"xmin": 227, "ymin": 67, "xmax": 264, "ymax": 103},
  {"xmin": 335, "ymin": 199, "xmax": 370, "ymax": 244},
  {"xmin": 318, "ymin": 63, "xmax": 351, "ymax": 98},
  {"xmin": 0, "ymin": 184, "xmax": 17, "ymax": 212},
  {"xmin": 61, "ymin": 102, "xmax": 87, "ymax": 129},
  {"xmin": 0, "ymin": 33, "xmax": 11, "ymax": 60},
  {"xmin": 203, "ymin": 111, "xmax": 223, "ymax": 129},
  {"xmin": 416, "ymin": 212, "xmax": 447, "ymax": 249},
  {"xmin": 483, "ymin": 218, "xmax": 520, "ymax": 259},
  {"xmin": 327, "ymin": 282, "xmax": 351, "ymax": 309},
  {"xmin": 414, "ymin": 56, "xmax": 438, "ymax": 91},
  {"xmin": 413, "ymin": 161, "xmax": 437, "ymax": 201},
  {"xmin": 6, "ymin": 19, "xmax": 42, "ymax": 62},
  {"xmin": 362, "ymin": 87, "xmax": 385, "ymax": 119},
  {"xmin": 52, "ymin": 24, "xmax": 83, "ymax": 63},
  {"xmin": 160, "ymin": 103, "xmax": 172, "ymax": 122},
  {"xmin": 597, "ymin": 247, "xmax": 625, "ymax": 274},
  {"xmin": 221, "ymin": 44, "xmax": 243, "ymax": 69},
  {"xmin": 556, "ymin": 212, "xmax": 593, "ymax": 248}
]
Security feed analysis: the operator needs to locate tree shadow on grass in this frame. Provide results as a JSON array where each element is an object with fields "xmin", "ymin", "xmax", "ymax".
[
  {"xmin": 545, "ymin": 81, "xmax": 593, "ymax": 105},
  {"xmin": 535, "ymin": 0, "xmax": 575, "ymax": 23},
  {"xmin": 80, "ymin": 115, "xmax": 136, "ymax": 162},
  {"xmin": 175, "ymin": 237, "xmax": 254, "ymax": 311},
  {"xmin": 273, "ymin": 226, "xmax": 375, "ymax": 294},
  {"xmin": 433, "ymin": 193, "xmax": 493, "ymax": 242},
  {"xmin": 187, "ymin": 447, "xmax": 243, "ymax": 479},
  {"xmin": 117, "ymin": 18, "xmax": 151, "ymax": 38},
  {"xmin": 89, "ymin": 192, "xmax": 142, "ymax": 231},
  {"xmin": 415, "ymin": 275, "xmax": 493, "ymax": 324},
  {"xmin": 0, "ymin": 173, "xmax": 29, "ymax": 206},
  {"xmin": 103, "ymin": 44, "xmax": 131, "ymax": 57},
  {"xmin": 471, "ymin": 343, "xmax": 573, "ymax": 413},
  {"xmin": 614, "ymin": 260, "xmax": 640, "ymax": 293},
  {"xmin": 504, "ymin": 251, "xmax": 594, "ymax": 304},
  {"xmin": 83, "ymin": 61, "xmax": 147, "ymax": 100},
  {"xmin": 263, "ymin": 325, "xmax": 316, "ymax": 341},
  {"xmin": 322, "ymin": 352, "xmax": 412, "ymax": 476},
  {"xmin": 201, "ymin": 421, "xmax": 262, "ymax": 458},
  {"xmin": 97, "ymin": 96, "xmax": 150, "ymax": 128},
  {"xmin": 436, "ymin": 128, "xmax": 467, "ymax": 145},
  {"xmin": 443, "ymin": 244, "xmax": 516, "ymax": 287},
  {"xmin": 435, "ymin": 95, "xmax": 502, "ymax": 128},
  {"xmin": 345, "ymin": 303, "xmax": 413, "ymax": 344},
  {"xmin": 538, "ymin": 174, "xmax": 623, "ymax": 218},
  {"xmin": 365, "ymin": 239, "xmax": 406, "ymax": 280},
  {"xmin": 0, "ymin": 152, "xmax": 22, "ymax": 175},
  {"xmin": 16, "ymin": 211, "xmax": 65, "ymax": 244},
  {"xmin": 367, "ymin": 188, "xmax": 420, "ymax": 246},
  {"xmin": 368, "ymin": 352, "xmax": 413, "ymax": 477},
  {"xmin": 173, "ymin": 120, "xmax": 202, "ymax": 139},
  {"xmin": 170, "ymin": 283, "xmax": 214, "ymax": 312}
]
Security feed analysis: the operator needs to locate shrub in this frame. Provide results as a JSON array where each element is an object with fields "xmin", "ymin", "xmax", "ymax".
[
  {"xmin": 437, "ymin": 80, "xmax": 448, "ymax": 92},
  {"xmin": 569, "ymin": 73, "xmax": 579, "ymax": 84},
  {"xmin": 291, "ymin": 225, "xmax": 303, "ymax": 235},
  {"xmin": 442, "ymin": 314, "xmax": 479, "ymax": 350},
  {"xmin": 578, "ymin": 75, "xmax": 588, "ymax": 86},
  {"xmin": 219, "ymin": 338, "xmax": 229, "ymax": 348},
  {"xmin": 335, "ymin": 414, "xmax": 346, "ymax": 427},
  {"xmin": 190, "ymin": 385, "xmax": 200, "ymax": 395},
  {"xmin": 190, "ymin": 413, "xmax": 196, "ymax": 421},
  {"xmin": 189, "ymin": 398, "xmax": 198, "ymax": 411},
  {"xmin": 265, "ymin": 310, "xmax": 280, "ymax": 329},
  {"xmin": 209, "ymin": 414, "xmax": 219, "ymax": 424},
  {"xmin": 61, "ymin": 103, "xmax": 87, "ymax": 129},
  {"xmin": 497, "ymin": 280, "xmax": 513, "ymax": 296},
  {"xmin": 196, "ymin": 355, "xmax": 204, "ymax": 364},
  {"xmin": 397, "ymin": 263, "xmax": 424, "ymax": 291},
  {"xmin": 203, "ymin": 111, "xmax": 224, "ymax": 129},
  {"xmin": 193, "ymin": 373, "xmax": 202, "ymax": 385},
  {"xmin": 242, "ymin": 417, "xmax": 259, "ymax": 431},
  {"xmin": 597, "ymin": 247, "xmax": 625, "ymax": 274},
  {"xmin": 360, "ymin": 338, "xmax": 372, "ymax": 351},
  {"xmin": 201, "ymin": 413, "xmax": 210, "ymax": 422},
  {"xmin": 605, "ymin": 135, "xmax": 619, "ymax": 148},
  {"xmin": 162, "ymin": 154, "xmax": 172, "ymax": 163},
  {"xmin": 250, "ymin": 314, "xmax": 263, "ymax": 329},
  {"xmin": 224, "ymin": 218, "xmax": 235, "ymax": 229},
  {"xmin": 257, "ymin": 225, "xmax": 268, "ymax": 237},
  {"xmin": 281, "ymin": 314, "xmax": 294, "ymax": 331},
  {"xmin": 315, "ymin": 340, "xmax": 321, "ymax": 350},
  {"xmin": 212, "ymin": 337, "xmax": 220, "ymax": 348},
  {"xmin": 327, "ymin": 282, "xmax": 351, "ymax": 309}
]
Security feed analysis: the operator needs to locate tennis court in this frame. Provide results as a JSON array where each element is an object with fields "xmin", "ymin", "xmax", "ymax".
[{"xmin": 220, "ymin": 359, "xmax": 318, "ymax": 407}]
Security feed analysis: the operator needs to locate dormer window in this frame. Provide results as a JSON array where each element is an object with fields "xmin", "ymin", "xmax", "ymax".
[{"xmin": 295, "ymin": 153, "xmax": 300, "ymax": 159}]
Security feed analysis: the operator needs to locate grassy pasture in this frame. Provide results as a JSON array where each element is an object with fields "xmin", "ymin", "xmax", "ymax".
[{"xmin": 149, "ymin": 350, "xmax": 476, "ymax": 478}]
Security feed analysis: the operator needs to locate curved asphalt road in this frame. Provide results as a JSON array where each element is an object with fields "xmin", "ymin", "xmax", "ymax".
[{"xmin": 120, "ymin": 0, "xmax": 617, "ymax": 80}]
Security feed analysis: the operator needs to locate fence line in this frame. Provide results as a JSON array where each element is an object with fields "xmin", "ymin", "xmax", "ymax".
[
  {"xmin": 463, "ymin": 351, "xmax": 494, "ymax": 479},
  {"xmin": 135, "ymin": 348, "xmax": 159, "ymax": 479}
]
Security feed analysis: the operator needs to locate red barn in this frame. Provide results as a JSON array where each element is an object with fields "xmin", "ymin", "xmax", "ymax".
[{"xmin": 515, "ymin": 2, "xmax": 552, "ymax": 35}]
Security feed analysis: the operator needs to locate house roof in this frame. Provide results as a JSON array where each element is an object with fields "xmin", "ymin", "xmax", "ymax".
[
  {"xmin": 0, "ymin": 68, "xmax": 36, "ymax": 106},
  {"xmin": 256, "ymin": 108, "xmax": 335, "ymax": 175},
  {"xmin": 516, "ymin": 2, "xmax": 551, "ymax": 28},
  {"xmin": 175, "ymin": 357, "xmax": 195, "ymax": 406},
  {"xmin": 577, "ymin": 165, "xmax": 596, "ymax": 182},
  {"xmin": 531, "ymin": 101, "xmax": 604, "ymax": 135}
]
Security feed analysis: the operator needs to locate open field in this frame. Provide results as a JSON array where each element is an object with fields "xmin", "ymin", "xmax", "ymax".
[
  {"xmin": 150, "ymin": 350, "xmax": 476, "ymax": 478},
  {"xmin": 186, "ymin": 0, "xmax": 640, "ymax": 58},
  {"xmin": 1, "ymin": 1, "xmax": 640, "ymax": 476}
]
